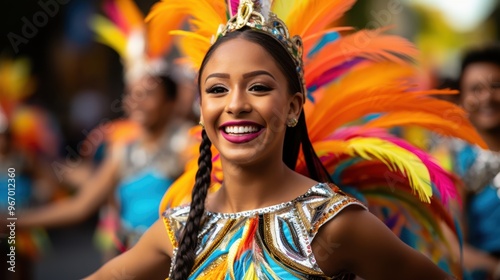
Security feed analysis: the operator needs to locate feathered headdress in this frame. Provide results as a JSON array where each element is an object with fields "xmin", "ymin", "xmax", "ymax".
[
  {"xmin": 90, "ymin": 0, "xmax": 185, "ymax": 81},
  {"xmin": 85, "ymin": 0, "xmax": 183, "ymax": 156},
  {"xmin": 148, "ymin": 0, "xmax": 486, "ymax": 275}
]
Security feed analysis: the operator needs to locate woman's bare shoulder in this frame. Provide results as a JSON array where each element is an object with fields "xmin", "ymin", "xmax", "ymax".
[{"xmin": 312, "ymin": 207, "xmax": 452, "ymax": 279}]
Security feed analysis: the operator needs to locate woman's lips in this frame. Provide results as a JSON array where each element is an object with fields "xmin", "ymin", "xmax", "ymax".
[{"xmin": 219, "ymin": 121, "xmax": 264, "ymax": 144}]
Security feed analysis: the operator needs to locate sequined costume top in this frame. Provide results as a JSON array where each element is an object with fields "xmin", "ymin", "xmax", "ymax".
[{"xmin": 163, "ymin": 182, "xmax": 366, "ymax": 279}]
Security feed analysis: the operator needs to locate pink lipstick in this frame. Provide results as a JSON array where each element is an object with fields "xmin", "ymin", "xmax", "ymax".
[{"xmin": 220, "ymin": 121, "xmax": 264, "ymax": 144}]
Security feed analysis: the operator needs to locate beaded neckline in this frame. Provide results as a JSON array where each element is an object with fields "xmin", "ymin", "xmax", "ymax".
[{"xmin": 204, "ymin": 182, "xmax": 326, "ymax": 219}]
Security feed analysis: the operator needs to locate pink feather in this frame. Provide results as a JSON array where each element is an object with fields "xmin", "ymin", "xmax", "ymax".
[
  {"xmin": 330, "ymin": 127, "xmax": 388, "ymax": 140},
  {"xmin": 228, "ymin": 0, "xmax": 240, "ymax": 16},
  {"xmin": 382, "ymin": 137, "xmax": 459, "ymax": 206},
  {"xmin": 103, "ymin": 0, "xmax": 130, "ymax": 34},
  {"xmin": 330, "ymin": 127, "xmax": 459, "ymax": 206}
]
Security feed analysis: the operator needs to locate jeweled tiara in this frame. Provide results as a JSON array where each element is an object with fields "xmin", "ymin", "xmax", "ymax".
[{"xmin": 214, "ymin": 0, "xmax": 306, "ymax": 95}]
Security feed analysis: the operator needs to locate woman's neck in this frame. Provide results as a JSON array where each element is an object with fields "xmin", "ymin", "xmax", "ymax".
[
  {"xmin": 141, "ymin": 121, "xmax": 168, "ymax": 147},
  {"xmin": 210, "ymin": 156, "xmax": 315, "ymax": 213}
]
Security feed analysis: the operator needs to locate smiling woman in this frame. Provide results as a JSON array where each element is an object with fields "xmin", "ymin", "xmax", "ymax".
[
  {"xmin": 452, "ymin": 45, "xmax": 500, "ymax": 280},
  {"xmin": 84, "ymin": 0, "xmax": 486, "ymax": 279},
  {"xmin": 200, "ymin": 35, "xmax": 304, "ymax": 167}
]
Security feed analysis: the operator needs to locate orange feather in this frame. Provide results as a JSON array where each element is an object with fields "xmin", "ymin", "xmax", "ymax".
[
  {"xmin": 146, "ymin": 2, "xmax": 189, "ymax": 59},
  {"xmin": 285, "ymin": 0, "xmax": 356, "ymax": 37},
  {"xmin": 305, "ymin": 29, "xmax": 418, "ymax": 84},
  {"xmin": 302, "ymin": 26, "xmax": 354, "ymax": 55},
  {"xmin": 147, "ymin": 0, "xmax": 226, "ymax": 62},
  {"xmin": 306, "ymin": 63, "xmax": 415, "ymax": 139},
  {"xmin": 116, "ymin": 0, "xmax": 144, "ymax": 30},
  {"xmin": 364, "ymin": 111, "xmax": 487, "ymax": 148}
]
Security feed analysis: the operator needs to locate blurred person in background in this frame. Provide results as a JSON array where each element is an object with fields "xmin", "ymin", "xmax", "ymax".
[
  {"xmin": 18, "ymin": 69, "xmax": 192, "ymax": 254},
  {"xmin": 17, "ymin": 0, "xmax": 194, "ymax": 258},
  {"xmin": 0, "ymin": 57, "xmax": 61, "ymax": 280},
  {"xmin": 446, "ymin": 44, "xmax": 500, "ymax": 280}
]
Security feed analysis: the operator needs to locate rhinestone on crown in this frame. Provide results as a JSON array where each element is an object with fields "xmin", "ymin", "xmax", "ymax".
[{"xmin": 214, "ymin": 0, "xmax": 306, "ymax": 97}]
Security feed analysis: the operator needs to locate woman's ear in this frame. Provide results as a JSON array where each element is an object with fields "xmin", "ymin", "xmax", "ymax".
[{"xmin": 287, "ymin": 92, "xmax": 304, "ymax": 120}]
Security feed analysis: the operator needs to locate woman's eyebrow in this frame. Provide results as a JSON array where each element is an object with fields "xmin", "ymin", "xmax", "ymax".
[
  {"xmin": 205, "ymin": 73, "xmax": 230, "ymax": 82},
  {"xmin": 243, "ymin": 70, "xmax": 276, "ymax": 81}
]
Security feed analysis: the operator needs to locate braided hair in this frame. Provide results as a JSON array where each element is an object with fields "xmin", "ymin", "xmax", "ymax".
[{"xmin": 170, "ymin": 130, "xmax": 212, "ymax": 280}]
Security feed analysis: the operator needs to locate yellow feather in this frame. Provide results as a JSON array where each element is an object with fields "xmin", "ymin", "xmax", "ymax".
[
  {"xmin": 159, "ymin": 169, "xmax": 197, "ymax": 212},
  {"xmin": 188, "ymin": 0, "xmax": 227, "ymax": 36},
  {"xmin": 272, "ymin": 0, "xmax": 300, "ymax": 20},
  {"xmin": 170, "ymin": 30, "xmax": 212, "ymax": 70},
  {"xmin": 345, "ymin": 137, "xmax": 432, "ymax": 203},
  {"xmin": 196, "ymin": 255, "xmax": 228, "ymax": 280},
  {"xmin": 90, "ymin": 16, "xmax": 127, "ymax": 58},
  {"xmin": 243, "ymin": 263, "xmax": 256, "ymax": 280}
]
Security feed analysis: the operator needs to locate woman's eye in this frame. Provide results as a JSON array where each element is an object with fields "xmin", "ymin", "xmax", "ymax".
[
  {"xmin": 206, "ymin": 86, "xmax": 227, "ymax": 94},
  {"xmin": 471, "ymin": 85, "xmax": 482, "ymax": 93},
  {"xmin": 491, "ymin": 82, "xmax": 500, "ymax": 90},
  {"xmin": 249, "ymin": 84, "xmax": 272, "ymax": 92}
]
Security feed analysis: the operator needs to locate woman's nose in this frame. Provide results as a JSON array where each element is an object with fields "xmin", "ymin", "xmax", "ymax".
[{"xmin": 225, "ymin": 88, "xmax": 252, "ymax": 116}]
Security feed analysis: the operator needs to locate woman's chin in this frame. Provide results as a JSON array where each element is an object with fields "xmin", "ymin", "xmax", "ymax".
[
  {"xmin": 219, "ymin": 150, "xmax": 263, "ymax": 167},
  {"xmin": 474, "ymin": 115, "xmax": 500, "ymax": 132}
]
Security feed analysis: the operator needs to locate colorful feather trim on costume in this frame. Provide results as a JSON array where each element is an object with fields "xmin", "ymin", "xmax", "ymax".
[{"xmin": 148, "ymin": 0, "xmax": 486, "ymax": 275}]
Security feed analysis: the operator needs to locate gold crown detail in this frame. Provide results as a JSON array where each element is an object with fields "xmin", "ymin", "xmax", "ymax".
[{"xmin": 213, "ymin": 0, "xmax": 306, "ymax": 95}]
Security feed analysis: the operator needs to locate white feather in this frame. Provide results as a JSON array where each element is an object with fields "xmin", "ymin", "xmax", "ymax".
[{"xmin": 259, "ymin": 0, "xmax": 272, "ymax": 19}]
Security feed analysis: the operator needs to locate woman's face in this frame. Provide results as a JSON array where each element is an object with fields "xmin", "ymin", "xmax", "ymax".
[
  {"xmin": 460, "ymin": 62, "xmax": 500, "ymax": 132},
  {"xmin": 199, "ymin": 37, "xmax": 302, "ymax": 166},
  {"xmin": 124, "ymin": 75, "xmax": 173, "ymax": 130}
]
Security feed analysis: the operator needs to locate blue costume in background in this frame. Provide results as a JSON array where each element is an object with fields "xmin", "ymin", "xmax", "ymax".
[
  {"xmin": 453, "ymin": 141, "xmax": 500, "ymax": 279},
  {"xmin": 114, "ymin": 122, "xmax": 188, "ymax": 247},
  {"xmin": 0, "ymin": 155, "xmax": 33, "ymax": 210}
]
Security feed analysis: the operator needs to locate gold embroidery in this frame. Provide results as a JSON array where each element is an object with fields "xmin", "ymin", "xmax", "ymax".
[
  {"xmin": 163, "ymin": 215, "xmax": 178, "ymax": 248},
  {"xmin": 263, "ymin": 213, "xmax": 325, "ymax": 276},
  {"xmin": 197, "ymin": 255, "xmax": 227, "ymax": 278}
]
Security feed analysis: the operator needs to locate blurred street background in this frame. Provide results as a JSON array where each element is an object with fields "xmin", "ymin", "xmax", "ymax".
[{"xmin": 1, "ymin": 0, "xmax": 500, "ymax": 279}]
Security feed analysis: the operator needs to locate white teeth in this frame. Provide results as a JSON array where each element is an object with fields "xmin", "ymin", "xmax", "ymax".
[{"xmin": 224, "ymin": 126, "xmax": 260, "ymax": 134}]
